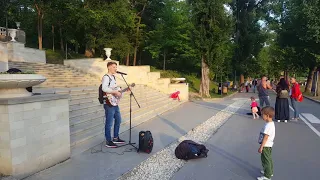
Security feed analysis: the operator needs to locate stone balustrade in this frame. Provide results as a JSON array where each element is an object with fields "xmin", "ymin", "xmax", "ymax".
[{"xmin": 0, "ymin": 27, "xmax": 26, "ymax": 44}]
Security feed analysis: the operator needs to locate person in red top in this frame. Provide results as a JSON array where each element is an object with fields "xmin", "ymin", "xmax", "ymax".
[
  {"xmin": 290, "ymin": 77, "xmax": 302, "ymax": 120},
  {"xmin": 251, "ymin": 97, "xmax": 259, "ymax": 119}
]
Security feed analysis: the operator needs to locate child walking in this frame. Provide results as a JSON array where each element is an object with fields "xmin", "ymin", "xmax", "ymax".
[
  {"xmin": 251, "ymin": 97, "xmax": 259, "ymax": 119},
  {"xmin": 257, "ymin": 106, "xmax": 275, "ymax": 180}
]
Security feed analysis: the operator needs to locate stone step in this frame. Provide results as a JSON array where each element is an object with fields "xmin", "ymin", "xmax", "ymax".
[
  {"xmin": 44, "ymin": 80, "xmax": 100, "ymax": 84},
  {"xmin": 35, "ymin": 83, "xmax": 101, "ymax": 88},
  {"xmin": 68, "ymin": 87, "xmax": 160, "ymax": 106},
  {"xmin": 69, "ymin": 94, "xmax": 170, "ymax": 127},
  {"xmin": 39, "ymin": 81, "xmax": 100, "ymax": 86},
  {"xmin": 70, "ymin": 111, "xmax": 105, "ymax": 127},
  {"xmin": 70, "ymin": 99, "xmax": 182, "ymax": 148},
  {"xmin": 70, "ymin": 97, "xmax": 176, "ymax": 137},
  {"xmin": 9, "ymin": 62, "xmax": 102, "ymax": 88},
  {"xmin": 69, "ymin": 92, "xmax": 166, "ymax": 119},
  {"xmin": 33, "ymin": 86, "xmax": 98, "ymax": 94}
]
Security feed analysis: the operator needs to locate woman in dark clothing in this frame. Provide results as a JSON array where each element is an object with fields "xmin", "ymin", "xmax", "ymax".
[{"xmin": 275, "ymin": 78, "xmax": 290, "ymax": 122}]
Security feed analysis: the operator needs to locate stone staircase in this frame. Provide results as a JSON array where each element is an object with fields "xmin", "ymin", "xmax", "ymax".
[
  {"xmin": 8, "ymin": 61, "xmax": 183, "ymax": 155},
  {"xmin": 8, "ymin": 62, "xmax": 101, "ymax": 88}
]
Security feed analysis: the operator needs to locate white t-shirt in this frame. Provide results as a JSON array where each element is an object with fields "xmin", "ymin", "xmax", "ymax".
[
  {"xmin": 102, "ymin": 74, "xmax": 117, "ymax": 93},
  {"xmin": 258, "ymin": 122, "xmax": 275, "ymax": 147}
]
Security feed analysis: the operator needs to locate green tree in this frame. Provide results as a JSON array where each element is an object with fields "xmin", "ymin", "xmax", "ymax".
[
  {"xmin": 145, "ymin": 0, "xmax": 197, "ymax": 71},
  {"xmin": 188, "ymin": 0, "xmax": 233, "ymax": 97},
  {"xmin": 232, "ymin": 0, "xmax": 268, "ymax": 82}
]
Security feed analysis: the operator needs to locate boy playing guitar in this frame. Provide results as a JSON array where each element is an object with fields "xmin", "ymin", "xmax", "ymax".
[{"xmin": 102, "ymin": 61, "xmax": 131, "ymax": 148}]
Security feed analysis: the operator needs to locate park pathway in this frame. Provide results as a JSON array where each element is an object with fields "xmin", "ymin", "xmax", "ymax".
[
  {"xmin": 172, "ymin": 91, "xmax": 320, "ymax": 180},
  {"xmin": 22, "ymin": 90, "xmax": 320, "ymax": 180}
]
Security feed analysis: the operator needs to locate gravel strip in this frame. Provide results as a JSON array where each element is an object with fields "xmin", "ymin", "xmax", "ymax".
[{"xmin": 118, "ymin": 100, "xmax": 246, "ymax": 180}]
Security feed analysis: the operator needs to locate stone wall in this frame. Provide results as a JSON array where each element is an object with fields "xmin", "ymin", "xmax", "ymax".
[
  {"xmin": 7, "ymin": 43, "xmax": 46, "ymax": 64},
  {"xmin": 0, "ymin": 42, "xmax": 8, "ymax": 72},
  {"xmin": 0, "ymin": 94, "xmax": 70, "ymax": 179}
]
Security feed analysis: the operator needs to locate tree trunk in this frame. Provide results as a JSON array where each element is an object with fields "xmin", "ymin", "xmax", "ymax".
[
  {"xmin": 139, "ymin": 48, "xmax": 142, "ymax": 65},
  {"xmin": 240, "ymin": 74, "xmax": 244, "ymax": 84},
  {"xmin": 37, "ymin": 13, "xmax": 43, "ymax": 50},
  {"xmin": 133, "ymin": 45, "xmax": 138, "ymax": 66},
  {"xmin": 199, "ymin": 55, "xmax": 210, "ymax": 97},
  {"xmin": 35, "ymin": 3, "xmax": 43, "ymax": 50},
  {"xmin": 52, "ymin": 25, "xmax": 55, "ymax": 51},
  {"xmin": 133, "ymin": 17, "xmax": 142, "ymax": 66},
  {"xmin": 305, "ymin": 66, "xmax": 317, "ymax": 93},
  {"xmin": 60, "ymin": 26, "xmax": 64, "ymax": 51},
  {"xmin": 133, "ymin": 4, "xmax": 146, "ymax": 66},
  {"xmin": 317, "ymin": 70, "xmax": 320, "ymax": 96},
  {"xmin": 84, "ymin": 44, "xmax": 94, "ymax": 58},
  {"xmin": 126, "ymin": 52, "xmax": 130, "ymax": 66},
  {"xmin": 284, "ymin": 70, "xmax": 289, "ymax": 82},
  {"xmin": 163, "ymin": 49, "xmax": 166, "ymax": 71}
]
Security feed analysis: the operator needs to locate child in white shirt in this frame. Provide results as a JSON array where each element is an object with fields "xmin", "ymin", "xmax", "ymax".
[{"xmin": 257, "ymin": 106, "xmax": 275, "ymax": 180}]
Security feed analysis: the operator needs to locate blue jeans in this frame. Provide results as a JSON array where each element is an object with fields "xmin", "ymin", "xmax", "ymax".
[
  {"xmin": 291, "ymin": 98, "xmax": 299, "ymax": 118},
  {"xmin": 259, "ymin": 96, "xmax": 270, "ymax": 107},
  {"xmin": 104, "ymin": 104, "xmax": 122, "ymax": 142}
]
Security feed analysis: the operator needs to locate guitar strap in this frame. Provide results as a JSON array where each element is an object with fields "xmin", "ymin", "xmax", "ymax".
[{"xmin": 105, "ymin": 74, "xmax": 116, "ymax": 87}]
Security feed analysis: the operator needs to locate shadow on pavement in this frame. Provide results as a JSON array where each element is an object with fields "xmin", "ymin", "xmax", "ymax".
[{"xmin": 206, "ymin": 144, "xmax": 260, "ymax": 179}]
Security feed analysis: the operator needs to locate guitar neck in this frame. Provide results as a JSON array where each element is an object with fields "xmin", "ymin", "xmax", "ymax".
[{"xmin": 120, "ymin": 86, "xmax": 133, "ymax": 93}]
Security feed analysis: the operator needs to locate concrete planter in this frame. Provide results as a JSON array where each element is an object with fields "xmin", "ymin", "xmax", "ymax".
[{"xmin": 0, "ymin": 74, "xmax": 46, "ymax": 98}]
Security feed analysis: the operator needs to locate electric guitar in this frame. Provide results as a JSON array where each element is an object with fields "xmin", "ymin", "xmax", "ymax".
[{"xmin": 104, "ymin": 83, "xmax": 135, "ymax": 106}]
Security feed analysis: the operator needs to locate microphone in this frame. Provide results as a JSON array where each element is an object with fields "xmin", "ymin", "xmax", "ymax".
[{"xmin": 116, "ymin": 71, "xmax": 127, "ymax": 75}]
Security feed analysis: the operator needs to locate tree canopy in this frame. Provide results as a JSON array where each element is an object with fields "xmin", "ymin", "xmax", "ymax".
[{"xmin": 2, "ymin": 0, "xmax": 320, "ymax": 96}]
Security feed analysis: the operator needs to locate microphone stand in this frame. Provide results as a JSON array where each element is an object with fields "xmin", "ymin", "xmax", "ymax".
[{"xmin": 118, "ymin": 74, "xmax": 140, "ymax": 150}]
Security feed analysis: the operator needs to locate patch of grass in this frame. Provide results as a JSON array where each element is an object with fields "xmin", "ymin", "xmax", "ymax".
[
  {"xmin": 45, "ymin": 49, "xmax": 86, "ymax": 64},
  {"xmin": 301, "ymin": 86, "xmax": 320, "ymax": 100},
  {"xmin": 151, "ymin": 66, "xmax": 236, "ymax": 98}
]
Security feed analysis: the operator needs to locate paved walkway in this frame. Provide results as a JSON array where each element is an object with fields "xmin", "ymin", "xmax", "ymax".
[
  {"xmin": 173, "ymin": 92, "xmax": 320, "ymax": 180},
  {"xmin": 24, "ymin": 98, "xmax": 230, "ymax": 180},
  {"xmin": 23, "ymin": 91, "xmax": 320, "ymax": 180}
]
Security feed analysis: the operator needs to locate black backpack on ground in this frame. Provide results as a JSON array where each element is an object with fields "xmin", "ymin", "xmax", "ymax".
[
  {"xmin": 175, "ymin": 140, "xmax": 209, "ymax": 160},
  {"xmin": 138, "ymin": 131, "xmax": 153, "ymax": 154},
  {"xmin": 98, "ymin": 75, "xmax": 113, "ymax": 104}
]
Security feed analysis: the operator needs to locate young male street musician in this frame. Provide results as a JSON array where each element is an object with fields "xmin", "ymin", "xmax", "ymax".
[{"xmin": 102, "ymin": 62, "xmax": 126, "ymax": 148}]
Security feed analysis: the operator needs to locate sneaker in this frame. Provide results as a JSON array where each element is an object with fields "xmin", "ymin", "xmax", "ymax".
[
  {"xmin": 257, "ymin": 176, "xmax": 271, "ymax": 180},
  {"xmin": 260, "ymin": 170, "xmax": 274, "ymax": 177},
  {"xmin": 105, "ymin": 141, "xmax": 117, "ymax": 148},
  {"xmin": 113, "ymin": 137, "xmax": 126, "ymax": 144}
]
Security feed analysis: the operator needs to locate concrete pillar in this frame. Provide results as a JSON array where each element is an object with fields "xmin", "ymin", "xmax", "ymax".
[{"xmin": 0, "ymin": 42, "xmax": 8, "ymax": 72}]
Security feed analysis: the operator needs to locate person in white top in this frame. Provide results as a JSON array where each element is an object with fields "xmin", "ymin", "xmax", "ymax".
[
  {"xmin": 102, "ymin": 62, "xmax": 127, "ymax": 148},
  {"xmin": 257, "ymin": 106, "xmax": 276, "ymax": 180},
  {"xmin": 245, "ymin": 80, "xmax": 250, "ymax": 93}
]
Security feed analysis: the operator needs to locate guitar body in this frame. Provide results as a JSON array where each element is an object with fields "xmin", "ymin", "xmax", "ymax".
[{"xmin": 104, "ymin": 83, "xmax": 135, "ymax": 106}]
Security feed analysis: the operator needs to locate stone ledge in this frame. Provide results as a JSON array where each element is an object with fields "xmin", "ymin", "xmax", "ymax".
[
  {"xmin": 0, "ymin": 94, "xmax": 69, "ymax": 105},
  {"xmin": 303, "ymin": 95, "xmax": 320, "ymax": 104}
]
